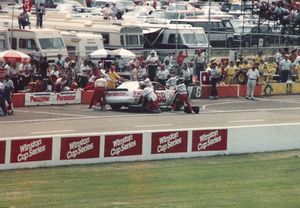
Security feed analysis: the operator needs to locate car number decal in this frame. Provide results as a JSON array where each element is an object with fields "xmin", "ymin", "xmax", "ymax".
[{"xmin": 156, "ymin": 92, "xmax": 167, "ymax": 103}]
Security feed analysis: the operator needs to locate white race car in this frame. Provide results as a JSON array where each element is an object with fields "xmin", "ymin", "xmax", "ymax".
[{"xmin": 106, "ymin": 81, "xmax": 176, "ymax": 110}]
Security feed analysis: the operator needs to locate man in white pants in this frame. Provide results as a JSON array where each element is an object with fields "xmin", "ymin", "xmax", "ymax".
[{"xmin": 246, "ymin": 64, "xmax": 260, "ymax": 100}]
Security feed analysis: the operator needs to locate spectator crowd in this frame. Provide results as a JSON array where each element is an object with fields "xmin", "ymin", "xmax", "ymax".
[{"xmin": 0, "ymin": 47, "xmax": 300, "ymax": 94}]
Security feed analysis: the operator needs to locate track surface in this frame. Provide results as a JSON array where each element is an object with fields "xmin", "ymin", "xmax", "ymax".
[{"xmin": 1, "ymin": 95, "xmax": 300, "ymax": 138}]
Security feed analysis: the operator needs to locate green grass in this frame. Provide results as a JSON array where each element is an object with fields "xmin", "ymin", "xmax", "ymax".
[{"xmin": 0, "ymin": 150, "xmax": 300, "ymax": 208}]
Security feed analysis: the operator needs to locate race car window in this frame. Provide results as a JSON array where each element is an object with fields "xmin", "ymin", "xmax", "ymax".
[{"xmin": 153, "ymin": 82, "xmax": 165, "ymax": 91}]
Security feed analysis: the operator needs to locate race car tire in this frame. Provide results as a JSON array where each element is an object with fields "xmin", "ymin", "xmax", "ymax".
[
  {"xmin": 174, "ymin": 102, "xmax": 184, "ymax": 111},
  {"xmin": 128, "ymin": 105, "xmax": 143, "ymax": 113},
  {"xmin": 236, "ymin": 71, "xmax": 247, "ymax": 85},
  {"xmin": 184, "ymin": 106, "xmax": 200, "ymax": 114},
  {"xmin": 110, "ymin": 104, "xmax": 122, "ymax": 111}
]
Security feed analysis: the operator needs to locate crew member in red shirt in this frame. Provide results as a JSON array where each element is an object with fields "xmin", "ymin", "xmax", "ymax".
[{"xmin": 176, "ymin": 50, "xmax": 188, "ymax": 74}]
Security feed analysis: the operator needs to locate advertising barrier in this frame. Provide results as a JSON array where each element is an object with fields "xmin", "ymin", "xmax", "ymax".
[
  {"xmin": 60, "ymin": 136, "xmax": 100, "ymax": 160},
  {"xmin": 10, "ymin": 138, "xmax": 52, "ymax": 163},
  {"xmin": 24, "ymin": 91, "xmax": 81, "ymax": 106},
  {"xmin": 192, "ymin": 129, "xmax": 227, "ymax": 152},
  {"xmin": 104, "ymin": 133, "xmax": 143, "ymax": 157},
  {"xmin": 0, "ymin": 141, "xmax": 5, "ymax": 164},
  {"xmin": 151, "ymin": 131, "xmax": 188, "ymax": 154},
  {"xmin": 1, "ymin": 123, "xmax": 300, "ymax": 170}
]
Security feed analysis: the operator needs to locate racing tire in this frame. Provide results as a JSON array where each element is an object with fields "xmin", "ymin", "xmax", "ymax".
[
  {"xmin": 128, "ymin": 105, "xmax": 144, "ymax": 113},
  {"xmin": 110, "ymin": 104, "xmax": 122, "ymax": 111},
  {"xmin": 184, "ymin": 106, "xmax": 200, "ymax": 114},
  {"xmin": 174, "ymin": 102, "xmax": 184, "ymax": 111},
  {"xmin": 236, "ymin": 71, "xmax": 247, "ymax": 85}
]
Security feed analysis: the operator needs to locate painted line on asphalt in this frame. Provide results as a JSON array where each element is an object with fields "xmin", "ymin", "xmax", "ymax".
[
  {"xmin": 202, "ymin": 100, "xmax": 245, "ymax": 110},
  {"xmin": 0, "ymin": 113, "xmax": 163, "ymax": 125},
  {"xmin": 205, "ymin": 107, "xmax": 300, "ymax": 113},
  {"xmin": 15, "ymin": 109, "xmax": 87, "ymax": 117},
  {"xmin": 134, "ymin": 124, "xmax": 173, "ymax": 128},
  {"xmin": 228, "ymin": 119, "xmax": 265, "ymax": 123},
  {"xmin": 3, "ymin": 107, "xmax": 300, "ymax": 125},
  {"xmin": 31, "ymin": 130, "xmax": 75, "ymax": 135}
]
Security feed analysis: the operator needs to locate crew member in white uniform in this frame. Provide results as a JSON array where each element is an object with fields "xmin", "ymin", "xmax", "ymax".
[
  {"xmin": 140, "ymin": 78, "xmax": 160, "ymax": 113},
  {"xmin": 172, "ymin": 79, "xmax": 193, "ymax": 113},
  {"xmin": 89, "ymin": 72, "xmax": 109, "ymax": 110}
]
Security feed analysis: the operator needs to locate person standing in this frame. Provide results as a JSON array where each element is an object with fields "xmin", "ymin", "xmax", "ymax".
[
  {"xmin": 0, "ymin": 82, "xmax": 6, "ymax": 116},
  {"xmin": 194, "ymin": 49, "xmax": 206, "ymax": 80},
  {"xmin": 246, "ymin": 64, "xmax": 260, "ymax": 100},
  {"xmin": 40, "ymin": 56, "xmax": 49, "ymax": 79},
  {"xmin": 156, "ymin": 64, "xmax": 169, "ymax": 87},
  {"xmin": 176, "ymin": 50, "xmax": 187, "ymax": 76},
  {"xmin": 182, "ymin": 63, "xmax": 192, "ymax": 87},
  {"xmin": 137, "ymin": 62, "xmax": 147, "ymax": 81},
  {"xmin": 9, "ymin": 63, "xmax": 18, "ymax": 93},
  {"xmin": 79, "ymin": 60, "xmax": 91, "ymax": 88},
  {"xmin": 146, "ymin": 50, "xmax": 160, "ymax": 81},
  {"xmin": 224, "ymin": 61, "xmax": 237, "ymax": 85},
  {"xmin": 279, "ymin": 54, "xmax": 292, "ymax": 82},
  {"xmin": 17, "ymin": 61, "xmax": 27, "ymax": 91},
  {"xmin": 102, "ymin": 4, "xmax": 112, "ymax": 20},
  {"xmin": 36, "ymin": 3, "xmax": 45, "ymax": 28},
  {"xmin": 129, "ymin": 64, "xmax": 138, "ymax": 81},
  {"xmin": 2, "ymin": 75, "xmax": 14, "ymax": 114},
  {"xmin": 93, "ymin": 74, "xmax": 108, "ymax": 111},
  {"xmin": 106, "ymin": 65, "xmax": 120, "ymax": 90},
  {"xmin": 208, "ymin": 60, "xmax": 220, "ymax": 99},
  {"xmin": 166, "ymin": 72, "xmax": 178, "ymax": 90}
]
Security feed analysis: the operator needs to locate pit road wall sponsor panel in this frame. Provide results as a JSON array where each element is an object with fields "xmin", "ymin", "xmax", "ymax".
[
  {"xmin": 0, "ymin": 141, "xmax": 5, "ymax": 164},
  {"xmin": 60, "ymin": 136, "xmax": 100, "ymax": 160},
  {"xmin": 104, "ymin": 134, "xmax": 143, "ymax": 157},
  {"xmin": 151, "ymin": 131, "xmax": 188, "ymax": 154},
  {"xmin": 24, "ymin": 91, "xmax": 81, "ymax": 106},
  {"xmin": 192, "ymin": 129, "xmax": 228, "ymax": 152},
  {"xmin": 10, "ymin": 138, "xmax": 52, "ymax": 163}
]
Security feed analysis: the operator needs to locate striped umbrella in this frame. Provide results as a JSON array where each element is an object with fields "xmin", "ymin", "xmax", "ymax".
[{"xmin": 0, "ymin": 49, "xmax": 31, "ymax": 63}]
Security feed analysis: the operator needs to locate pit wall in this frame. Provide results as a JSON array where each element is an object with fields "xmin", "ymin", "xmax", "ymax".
[
  {"xmin": 12, "ymin": 82, "xmax": 300, "ymax": 107},
  {"xmin": 1, "ymin": 123, "xmax": 300, "ymax": 170}
]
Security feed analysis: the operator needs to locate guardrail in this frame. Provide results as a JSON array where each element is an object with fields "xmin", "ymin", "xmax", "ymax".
[{"xmin": 1, "ymin": 123, "xmax": 300, "ymax": 170}]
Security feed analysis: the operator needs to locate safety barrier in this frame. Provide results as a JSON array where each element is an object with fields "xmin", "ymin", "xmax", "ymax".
[{"xmin": 1, "ymin": 123, "xmax": 300, "ymax": 170}]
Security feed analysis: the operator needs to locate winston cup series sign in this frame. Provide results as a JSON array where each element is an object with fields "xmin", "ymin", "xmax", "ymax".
[
  {"xmin": 192, "ymin": 129, "xmax": 228, "ymax": 151},
  {"xmin": 0, "ymin": 141, "xmax": 5, "ymax": 164},
  {"xmin": 151, "ymin": 131, "xmax": 188, "ymax": 154},
  {"xmin": 104, "ymin": 134, "xmax": 143, "ymax": 157},
  {"xmin": 10, "ymin": 138, "xmax": 52, "ymax": 163},
  {"xmin": 60, "ymin": 136, "xmax": 100, "ymax": 160}
]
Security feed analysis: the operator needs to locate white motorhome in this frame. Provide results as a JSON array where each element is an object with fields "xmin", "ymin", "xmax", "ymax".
[
  {"xmin": 0, "ymin": 27, "xmax": 10, "ymax": 51},
  {"xmin": 61, "ymin": 31, "xmax": 104, "ymax": 58},
  {"xmin": 0, "ymin": 14, "xmax": 144, "ymax": 55},
  {"xmin": 143, "ymin": 23, "xmax": 209, "ymax": 50},
  {"xmin": 9, "ymin": 28, "xmax": 68, "ymax": 63},
  {"xmin": 41, "ymin": 18, "xmax": 144, "ymax": 55}
]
